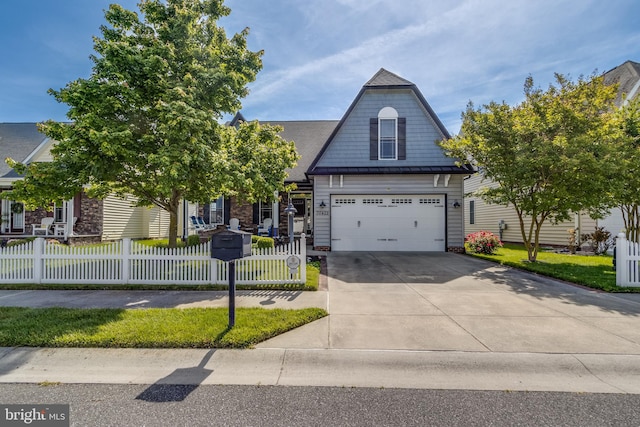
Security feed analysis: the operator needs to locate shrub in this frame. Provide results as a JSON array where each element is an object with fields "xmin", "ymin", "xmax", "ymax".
[
  {"xmin": 465, "ymin": 231, "xmax": 503, "ymax": 255},
  {"xmin": 186, "ymin": 234, "xmax": 202, "ymax": 247},
  {"xmin": 581, "ymin": 226, "xmax": 613, "ymax": 255},
  {"xmin": 252, "ymin": 236, "xmax": 274, "ymax": 249}
]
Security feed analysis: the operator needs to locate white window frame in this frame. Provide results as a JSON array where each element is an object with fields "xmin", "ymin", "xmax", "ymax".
[
  {"xmin": 54, "ymin": 201, "xmax": 67, "ymax": 223},
  {"xmin": 378, "ymin": 106, "xmax": 398, "ymax": 160},
  {"xmin": 209, "ymin": 196, "xmax": 224, "ymax": 226},
  {"xmin": 259, "ymin": 200, "xmax": 273, "ymax": 224}
]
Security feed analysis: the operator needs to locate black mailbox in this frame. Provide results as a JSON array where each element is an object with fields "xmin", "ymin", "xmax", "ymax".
[{"xmin": 211, "ymin": 230, "xmax": 252, "ymax": 261}]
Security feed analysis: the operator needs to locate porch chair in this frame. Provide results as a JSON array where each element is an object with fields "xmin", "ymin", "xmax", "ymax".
[
  {"xmin": 196, "ymin": 217, "xmax": 214, "ymax": 229},
  {"xmin": 190, "ymin": 216, "xmax": 204, "ymax": 231},
  {"xmin": 229, "ymin": 218, "xmax": 240, "ymax": 230},
  {"xmin": 32, "ymin": 217, "xmax": 54, "ymax": 236},
  {"xmin": 53, "ymin": 217, "xmax": 77, "ymax": 237},
  {"xmin": 257, "ymin": 218, "xmax": 272, "ymax": 237}
]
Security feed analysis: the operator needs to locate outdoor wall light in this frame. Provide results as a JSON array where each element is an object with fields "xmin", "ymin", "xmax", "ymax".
[
  {"xmin": 319, "ymin": 200, "xmax": 326, "ymax": 208},
  {"xmin": 453, "ymin": 200, "xmax": 461, "ymax": 208}
]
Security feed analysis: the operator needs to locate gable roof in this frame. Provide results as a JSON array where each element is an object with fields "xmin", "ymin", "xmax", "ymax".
[
  {"xmin": 604, "ymin": 60, "xmax": 640, "ymax": 106},
  {"xmin": 0, "ymin": 123, "xmax": 49, "ymax": 180},
  {"xmin": 307, "ymin": 68, "xmax": 470, "ymax": 176},
  {"xmin": 365, "ymin": 68, "xmax": 414, "ymax": 87},
  {"xmin": 260, "ymin": 120, "xmax": 339, "ymax": 182}
]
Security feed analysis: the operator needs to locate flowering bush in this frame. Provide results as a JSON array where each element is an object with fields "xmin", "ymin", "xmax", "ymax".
[{"xmin": 465, "ymin": 231, "xmax": 503, "ymax": 255}]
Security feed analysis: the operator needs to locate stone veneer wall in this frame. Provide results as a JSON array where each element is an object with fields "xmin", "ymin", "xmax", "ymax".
[
  {"xmin": 21, "ymin": 193, "xmax": 103, "ymax": 237},
  {"xmin": 24, "ymin": 210, "xmax": 47, "ymax": 234},
  {"xmin": 447, "ymin": 246, "xmax": 466, "ymax": 254},
  {"xmin": 229, "ymin": 197, "xmax": 256, "ymax": 232},
  {"xmin": 74, "ymin": 195, "xmax": 102, "ymax": 236}
]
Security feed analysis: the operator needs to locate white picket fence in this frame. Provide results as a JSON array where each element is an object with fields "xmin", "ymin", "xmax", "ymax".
[
  {"xmin": 0, "ymin": 236, "xmax": 306, "ymax": 285},
  {"xmin": 616, "ymin": 233, "xmax": 640, "ymax": 287}
]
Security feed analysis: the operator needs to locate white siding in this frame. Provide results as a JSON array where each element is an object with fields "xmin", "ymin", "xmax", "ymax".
[
  {"xmin": 102, "ymin": 194, "xmax": 146, "ymax": 240},
  {"xmin": 148, "ymin": 206, "xmax": 171, "ymax": 239},
  {"xmin": 464, "ymin": 174, "xmax": 598, "ymax": 246},
  {"xmin": 29, "ymin": 139, "xmax": 56, "ymax": 163},
  {"xmin": 598, "ymin": 208, "xmax": 626, "ymax": 236}
]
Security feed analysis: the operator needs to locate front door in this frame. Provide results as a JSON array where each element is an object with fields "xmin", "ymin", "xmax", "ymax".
[{"xmin": 1, "ymin": 200, "xmax": 24, "ymax": 233}]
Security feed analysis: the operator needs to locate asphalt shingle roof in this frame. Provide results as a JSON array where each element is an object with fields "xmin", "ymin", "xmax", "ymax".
[
  {"xmin": 260, "ymin": 120, "xmax": 339, "ymax": 182},
  {"xmin": 604, "ymin": 60, "xmax": 640, "ymax": 106},
  {"xmin": 0, "ymin": 123, "xmax": 48, "ymax": 179},
  {"xmin": 365, "ymin": 68, "xmax": 414, "ymax": 87}
]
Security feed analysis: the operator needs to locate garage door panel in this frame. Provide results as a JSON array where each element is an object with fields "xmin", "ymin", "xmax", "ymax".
[{"xmin": 331, "ymin": 195, "xmax": 445, "ymax": 252}]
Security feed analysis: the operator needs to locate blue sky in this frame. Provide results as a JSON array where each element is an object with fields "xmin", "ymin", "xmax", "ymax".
[{"xmin": 1, "ymin": 0, "xmax": 638, "ymax": 134}]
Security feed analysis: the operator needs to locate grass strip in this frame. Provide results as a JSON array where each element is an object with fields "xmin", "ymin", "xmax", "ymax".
[
  {"xmin": 0, "ymin": 306, "xmax": 327, "ymax": 349},
  {"xmin": 466, "ymin": 244, "xmax": 635, "ymax": 292}
]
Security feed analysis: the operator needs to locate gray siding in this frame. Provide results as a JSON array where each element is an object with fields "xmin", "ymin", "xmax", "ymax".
[
  {"xmin": 313, "ymin": 174, "xmax": 464, "ymax": 250},
  {"xmin": 315, "ymin": 89, "xmax": 455, "ymax": 168}
]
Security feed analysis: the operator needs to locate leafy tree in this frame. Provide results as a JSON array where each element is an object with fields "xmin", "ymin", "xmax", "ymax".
[
  {"xmin": 440, "ymin": 73, "xmax": 618, "ymax": 261},
  {"xmin": 3, "ymin": 0, "xmax": 298, "ymax": 247},
  {"xmin": 609, "ymin": 97, "xmax": 640, "ymax": 242}
]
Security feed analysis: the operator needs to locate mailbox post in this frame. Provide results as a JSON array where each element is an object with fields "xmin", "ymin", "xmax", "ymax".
[{"xmin": 211, "ymin": 230, "xmax": 252, "ymax": 328}]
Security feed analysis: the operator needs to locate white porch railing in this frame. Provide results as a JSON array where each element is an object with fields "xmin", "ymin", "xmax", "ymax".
[
  {"xmin": 616, "ymin": 233, "xmax": 640, "ymax": 287},
  {"xmin": 0, "ymin": 236, "xmax": 307, "ymax": 285}
]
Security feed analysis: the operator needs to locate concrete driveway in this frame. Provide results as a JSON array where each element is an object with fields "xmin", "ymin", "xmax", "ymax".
[{"xmin": 258, "ymin": 252, "xmax": 640, "ymax": 354}]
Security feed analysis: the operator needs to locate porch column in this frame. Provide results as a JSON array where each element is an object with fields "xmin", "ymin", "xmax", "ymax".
[
  {"xmin": 272, "ymin": 191, "xmax": 279, "ymax": 237},
  {"xmin": 66, "ymin": 198, "xmax": 75, "ymax": 237}
]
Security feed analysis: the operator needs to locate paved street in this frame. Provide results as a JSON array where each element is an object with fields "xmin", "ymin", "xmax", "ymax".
[{"xmin": 1, "ymin": 384, "xmax": 639, "ymax": 427}]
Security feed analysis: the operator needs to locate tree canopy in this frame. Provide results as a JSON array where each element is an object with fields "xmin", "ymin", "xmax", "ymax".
[
  {"xmin": 440, "ymin": 73, "xmax": 618, "ymax": 261},
  {"xmin": 608, "ymin": 96, "xmax": 640, "ymax": 242},
  {"xmin": 4, "ymin": 0, "xmax": 298, "ymax": 247}
]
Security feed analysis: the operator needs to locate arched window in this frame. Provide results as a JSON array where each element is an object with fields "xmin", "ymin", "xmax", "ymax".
[{"xmin": 378, "ymin": 107, "xmax": 398, "ymax": 160}]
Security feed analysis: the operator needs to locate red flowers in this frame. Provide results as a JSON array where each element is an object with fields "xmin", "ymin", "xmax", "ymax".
[{"xmin": 465, "ymin": 231, "xmax": 503, "ymax": 255}]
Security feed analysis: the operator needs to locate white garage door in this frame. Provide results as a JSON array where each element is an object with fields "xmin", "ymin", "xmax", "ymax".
[{"xmin": 331, "ymin": 195, "xmax": 445, "ymax": 251}]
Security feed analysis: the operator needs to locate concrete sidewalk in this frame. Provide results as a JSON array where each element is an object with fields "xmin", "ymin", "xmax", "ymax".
[
  {"xmin": 1, "ymin": 347, "xmax": 639, "ymax": 393},
  {"xmin": 1, "ymin": 252, "xmax": 640, "ymax": 393}
]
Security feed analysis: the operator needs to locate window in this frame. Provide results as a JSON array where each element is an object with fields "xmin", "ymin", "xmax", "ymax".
[
  {"xmin": 259, "ymin": 200, "xmax": 272, "ymax": 224},
  {"xmin": 370, "ymin": 107, "xmax": 406, "ymax": 161},
  {"xmin": 54, "ymin": 202, "xmax": 67, "ymax": 223},
  {"xmin": 378, "ymin": 107, "xmax": 398, "ymax": 160},
  {"xmin": 469, "ymin": 200, "xmax": 475, "ymax": 225},
  {"xmin": 209, "ymin": 197, "xmax": 224, "ymax": 226}
]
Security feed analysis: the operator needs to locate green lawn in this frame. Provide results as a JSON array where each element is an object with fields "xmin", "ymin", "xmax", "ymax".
[
  {"xmin": 466, "ymin": 243, "xmax": 634, "ymax": 292},
  {"xmin": 0, "ymin": 306, "xmax": 327, "ymax": 348}
]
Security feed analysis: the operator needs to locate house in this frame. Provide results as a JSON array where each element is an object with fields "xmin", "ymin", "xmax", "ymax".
[
  {"xmin": 0, "ymin": 123, "xmax": 172, "ymax": 243},
  {"xmin": 2, "ymin": 68, "xmax": 471, "ymax": 250},
  {"xmin": 205, "ymin": 69, "xmax": 472, "ymax": 251},
  {"xmin": 306, "ymin": 68, "xmax": 472, "ymax": 251},
  {"xmin": 464, "ymin": 60, "xmax": 640, "ymax": 246}
]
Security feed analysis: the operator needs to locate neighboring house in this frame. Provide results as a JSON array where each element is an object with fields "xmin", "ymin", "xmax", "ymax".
[
  {"xmin": 2, "ymin": 68, "xmax": 472, "ymax": 250},
  {"xmin": 0, "ymin": 123, "xmax": 172, "ymax": 243},
  {"xmin": 464, "ymin": 60, "xmax": 640, "ymax": 246}
]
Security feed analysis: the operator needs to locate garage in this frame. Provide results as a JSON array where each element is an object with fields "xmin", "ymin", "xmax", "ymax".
[{"xmin": 330, "ymin": 195, "xmax": 446, "ymax": 251}]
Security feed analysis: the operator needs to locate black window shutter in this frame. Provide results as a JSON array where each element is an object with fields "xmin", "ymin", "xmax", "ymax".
[
  {"xmin": 252, "ymin": 203, "xmax": 260, "ymax": 224},
  {"xmin": 369, "ymin": 118, "xmax": 378, "ymax": 160},
  {"xmin": 203, "ymin": 202, "xmax": 210, "ymax": 223},
  {"xmin": 398, "ymin": 117, "xmax": 406, "ymax": 160},
  {"xmin": 73, "ymin": 192, "xmax": 82, "ymax": 220},
  {"xmin": 224, "ymin": 198, "xmax": 231, "ymax": 224}
]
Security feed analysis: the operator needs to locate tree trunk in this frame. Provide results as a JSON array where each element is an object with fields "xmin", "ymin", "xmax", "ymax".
[
  {"xmin": 168, "ymin": 208, "xmax": 179, "ymax": 248},
  {"xmin": 167, "ymin": 189, "xmax": 183, "ymax": 248},
  {"xmin": 622, "ymin": 204, "xmax": 640, "ymax": 243}
]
